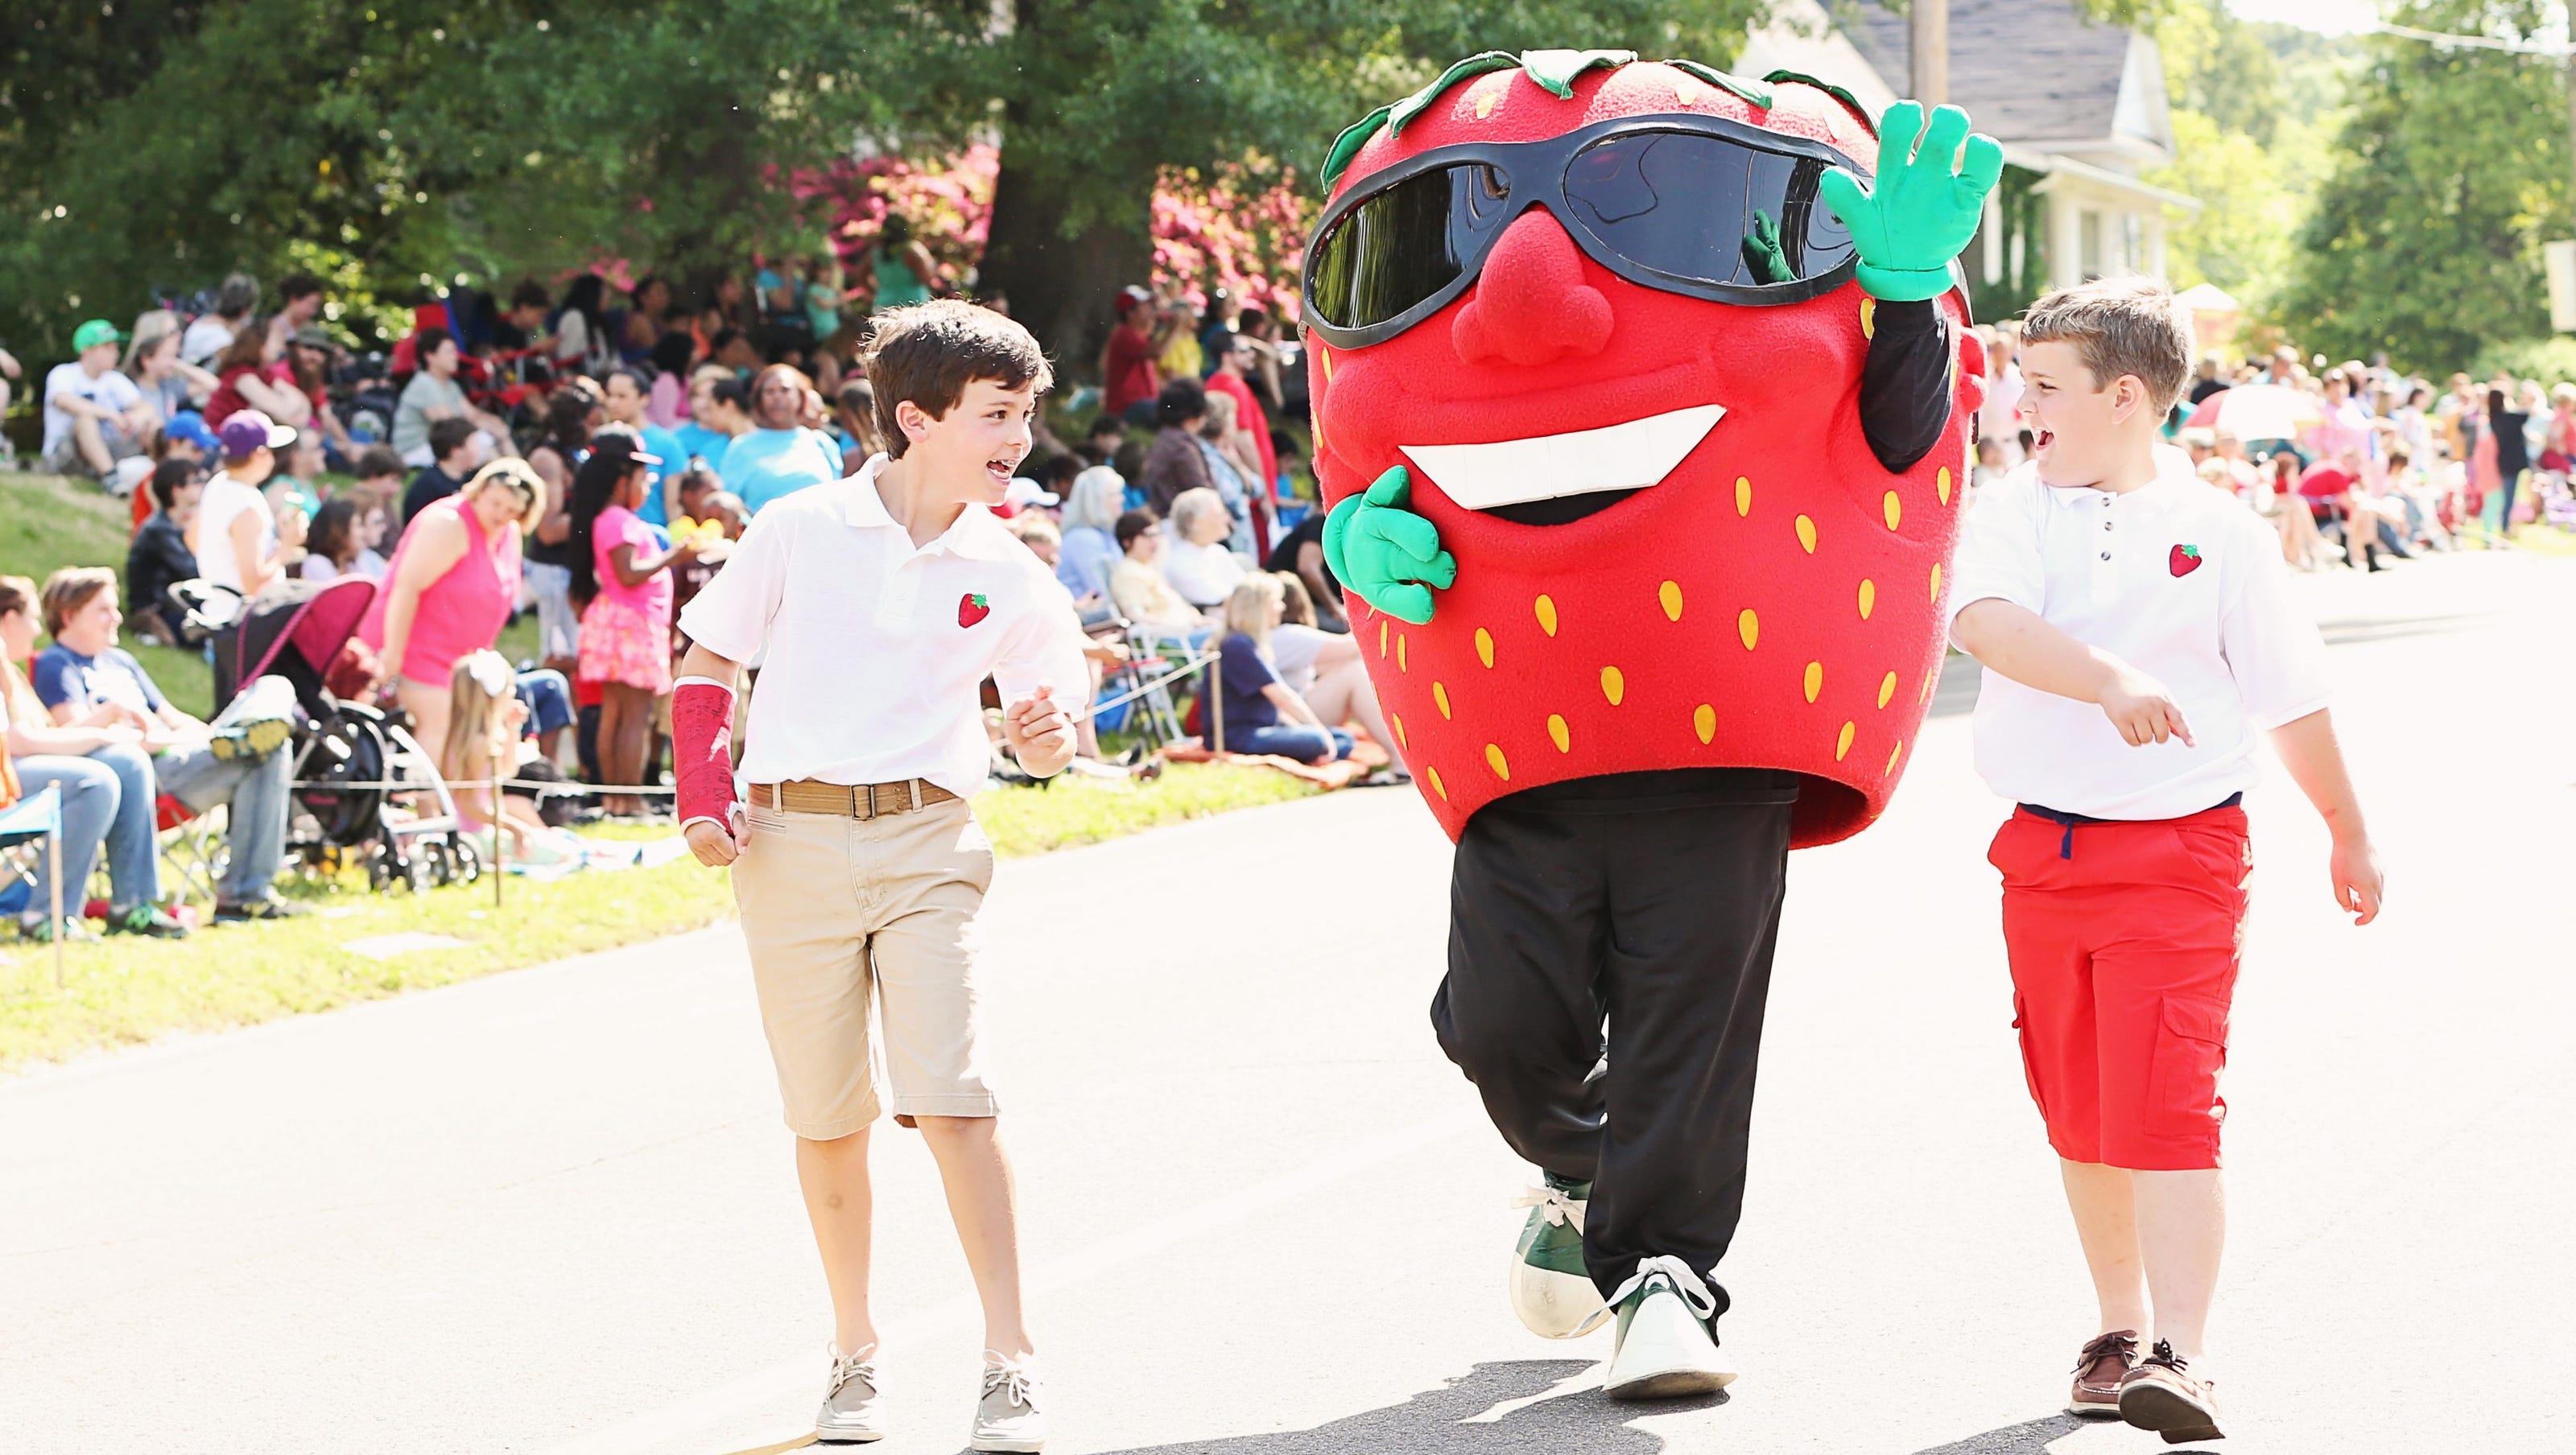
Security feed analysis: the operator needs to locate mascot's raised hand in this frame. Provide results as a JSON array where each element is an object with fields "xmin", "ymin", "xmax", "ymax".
[
  {"xmin": 1818, "ymin": 101, "xmax": 2004, "ymax": 303},
  {"xmin": 1323, "ymin": 464, "xmax": 1455, "ymax": 624}
]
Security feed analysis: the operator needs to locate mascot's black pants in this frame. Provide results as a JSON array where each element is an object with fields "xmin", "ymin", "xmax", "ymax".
[{"xmin": 1432, "ymin": 769, "xmax": 1796, "ymax": 1317}]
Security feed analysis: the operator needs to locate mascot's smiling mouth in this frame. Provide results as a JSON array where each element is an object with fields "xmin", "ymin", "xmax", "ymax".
[{"xmin": 1399, "ymin": 403, "xmax": 1726, "ymax": 526}]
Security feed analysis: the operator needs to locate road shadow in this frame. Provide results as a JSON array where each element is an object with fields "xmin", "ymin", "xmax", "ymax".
[{"xmin": 1083, "ymin": 1358, "xmax": 1721, "ymax": 1454}]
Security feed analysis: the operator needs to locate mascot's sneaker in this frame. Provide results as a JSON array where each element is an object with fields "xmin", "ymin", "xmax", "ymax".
[
  {"xmin": 1510, "ymin": 1175, "xmax": 1608, "ymax": 1338},
  {"xmin": 1602, "ymin": 1256, "xmax": 1736, "ymax": 1400},
  {"xmin": 815, "ymin": 1345, "xmax": 886, "ymax": 1444},
  {"xmin": 970, "ymin": 1351, "xmax": 1046, "ymax": 1453},
  {"xmin": 2068, "ymin": 1329, "xmax": 2139, "ymax": 1417},
  {"xmin": 2118, "ymin": 1340, "xmax": 2223, "ymax": 1444}
]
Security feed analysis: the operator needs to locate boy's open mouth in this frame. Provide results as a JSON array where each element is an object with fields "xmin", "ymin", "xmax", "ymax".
[
  {"xmin": 2033, "ymin": 428, "xmax": 2055, "ymax": 452},
  {"xmin": 985, "ymin": 456, "xmax": 1018, "ymax": 484}
]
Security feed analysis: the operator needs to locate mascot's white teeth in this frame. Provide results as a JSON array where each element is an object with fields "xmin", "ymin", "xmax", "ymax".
[{"xmin": 1399, "ymin": 404, "xmax": 1725, "ymax": 512}]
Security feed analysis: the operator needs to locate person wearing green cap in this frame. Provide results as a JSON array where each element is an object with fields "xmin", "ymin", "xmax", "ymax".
[{"xmin": 42, "ymin": 319, "xmax": 155, "ymax": 482}]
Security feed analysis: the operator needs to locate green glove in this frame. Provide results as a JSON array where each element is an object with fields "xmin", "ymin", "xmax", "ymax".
[
  {"xmin": 1322, "ymin": 464, "xmax": 1456, "ymax": 625},
  {"xmin": 1818, "ymin": 101, "xmax": 2004, "ymax": 303}
]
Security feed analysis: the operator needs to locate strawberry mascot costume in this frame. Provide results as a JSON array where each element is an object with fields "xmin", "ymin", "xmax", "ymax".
[{"xmin": 1302, "ymin": 51, "xmax": 1999, "ymax": 1397}]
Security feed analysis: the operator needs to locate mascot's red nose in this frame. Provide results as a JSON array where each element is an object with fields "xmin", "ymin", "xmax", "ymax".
[{"xmin": 1451, "ymin": 210, "xmax": 1614, "ymax": 368}]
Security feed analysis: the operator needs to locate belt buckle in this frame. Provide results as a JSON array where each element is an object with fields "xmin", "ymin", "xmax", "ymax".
[{"xmin": 853, "ymin": 783, "xmax": 877, "ymax": 821}]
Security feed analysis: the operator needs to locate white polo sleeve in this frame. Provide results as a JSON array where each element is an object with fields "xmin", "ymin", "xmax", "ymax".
[
  {"xmin": 675, "ymin": 505, "xmax": 790, "ymax": 666},
  {"xmin": 1945, "ymin": 472, "xmax": 2049, "ymax": 642},
  {"xmin": 991, "ymin": 571, "xmax": 1093, "ymax": 723},
  {"xmin": 2218, "ymin": 513, "xmax": 2332, "ymax": 728}
]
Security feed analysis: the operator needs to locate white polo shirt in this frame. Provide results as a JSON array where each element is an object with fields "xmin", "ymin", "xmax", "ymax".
[
  {"xmin": 678, "ymin": 453, "xmax": 1089, "ymax": 799},
  {"xmin": 1946, "ymin": 446, "xmax": 2331, "ymax": 819}
]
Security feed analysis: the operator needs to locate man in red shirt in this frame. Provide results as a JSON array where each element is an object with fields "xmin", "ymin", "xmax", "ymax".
[{"xmin": 1098, "ymin": 285, "xmax": 1160, "ymax": 424}]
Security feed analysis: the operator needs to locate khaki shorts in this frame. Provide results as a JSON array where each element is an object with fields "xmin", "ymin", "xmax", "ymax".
[{"xmin": 732, "ymin": 794, "xmax": 998, "ymax": 1139}]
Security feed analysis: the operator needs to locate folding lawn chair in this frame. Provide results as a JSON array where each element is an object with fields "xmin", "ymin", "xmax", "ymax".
[
  {"xmin": 1, "ymin": 785, "xmax": 68, "ymax": 987},
  {"xmin": 156, "ymin": 793, "xmax": 229, "ymax": 909}
]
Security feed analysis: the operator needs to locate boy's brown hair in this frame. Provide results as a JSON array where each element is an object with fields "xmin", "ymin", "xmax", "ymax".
[
  {"xmin": 862, "ymin": 300, "xmax": 1052, "ymax": 458},
  {"xmin": 40, "ymin": 567, "xmax": 119, "ymax": 638},
  {"xmin": 2019, "ymin": 276, "xmax": 2194, "ymax": 416}
]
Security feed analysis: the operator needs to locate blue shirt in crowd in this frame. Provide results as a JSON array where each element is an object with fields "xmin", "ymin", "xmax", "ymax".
[
  {"xmin": 31, "ymin": 644, "xmax": 166, "ymax": 719},
  {"xmin": 720, "ymin": 427, "xmax": 844, "ymax": 515},
  {"xmin": 668, "ymin": 421, "xmax": 734, "ymax": 475},
  {"xmin": 631, "ymin": 422, "xmax": 687, "ymax": 526}
]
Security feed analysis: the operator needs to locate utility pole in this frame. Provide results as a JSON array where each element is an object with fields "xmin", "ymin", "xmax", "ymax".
[{"xmin": 1912, "ymin": 0, "xmax": 1950, "ymax": 107}]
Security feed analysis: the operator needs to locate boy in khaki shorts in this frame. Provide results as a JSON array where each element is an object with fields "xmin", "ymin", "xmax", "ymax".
[{"xmin": 673, "ymin": 302, "xmax": 1084, "ymax": 1451}]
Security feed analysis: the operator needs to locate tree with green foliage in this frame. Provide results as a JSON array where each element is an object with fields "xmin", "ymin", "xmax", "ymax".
[{"xmin": 2279, "ymin": 0, "xmax": 2573, "ymax": 374}]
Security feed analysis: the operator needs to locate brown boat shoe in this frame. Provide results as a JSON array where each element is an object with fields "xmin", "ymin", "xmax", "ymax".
[
  {"xmin": 2067, "ymin": 1329, "xmax": 2139, "ymax": 1418},
  {"xmin": 2120, "ymin": 1338, "xmax": 2224, "ymax": 1443}
]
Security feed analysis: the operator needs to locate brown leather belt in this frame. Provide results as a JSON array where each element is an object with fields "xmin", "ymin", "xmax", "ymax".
[{"xmin": 751, "ymin": 778, "xmax": 957, "ymax": 819}]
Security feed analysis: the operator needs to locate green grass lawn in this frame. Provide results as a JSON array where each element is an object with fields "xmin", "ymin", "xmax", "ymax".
[{"xmin": 2, "ymin": 470, "xmax": 215, "ymax": 717}]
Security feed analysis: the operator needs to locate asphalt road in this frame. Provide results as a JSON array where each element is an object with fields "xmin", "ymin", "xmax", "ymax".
[{"xmin": 4, "ymin": 551, "xmax": 2569, "ymax": 1455}]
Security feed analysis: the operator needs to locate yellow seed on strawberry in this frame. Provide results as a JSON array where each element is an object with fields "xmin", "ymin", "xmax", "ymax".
[
  {"xmin": 1695, "ymin": 703, "xmax": 1716, "ymax": 743},
  {"xmin": 1794, "ymin": 514, "xmax": 1817, "ymax": 553},
  {"xmin": 1547, "ymin": 714, "xmax": 1571, "ymax": 752},
  {"xmin": 1475, "ymin": 628, "xmax": 1494, "ymax": 668},
  {"xmin": 1878, "ymin": 671, "xmax": 1897, "ymax": 708},
  {"xmin": 1883, "ymin": 491, "xmax": 1902, "ymax": 530},
  {"xmin": 1886, "ymin": 738, "xmax": 1904, "ymax": 775},
  {"xmin": 1735, "ymin": 476, "xmax": 1752, "ymax": 516},
  {"xmin": 1803, "ymin": 662, "xmax": 1823, "ymax": 703},
  {"xmin": 1486, "ymin": 744, "xmax": 1509, "ymax": 781},
  {"xmin": 1377, "ymin": 619, "xmax": 1388, "ymax": 657},
  {"xmin": 1860, "ymin": 296, "xmax": 1876, "ymax": 339},
  {"xmin": 1930, "ymin": 562, "xmax": 1942, "ymax": 603},
  {"xmin": 1427, "ymin": 765, "xmax": 1447, "ymax": 800},
  {"xmin": 1397, "ymin": 634, "xmax": 1408, "ymax": 672},
  {"xmin": 1739, "ymin": 609, "xmax": 1759, "ymax": 650},
  {"xmin": 1836, "ymin": 720, "xmax": 1856, "ymax": 760},
  {"xmin": 1858, "ymin": 579, "xmax": 1876, "ymax": 620},
  {"xmin": 1658, "ymin": 580, "xmax": 1683, "ymax": 621},
  {"xmin": 1600, "ymin": 666, "xmax": 1624, "ymax": 705},
  {"xmin": 1921, "ymin": 671, "xmax": 1935, "ymax": 705},
  {"xmin": 1937, "ymin": 466, "xmax": 1953, "ymax": 505},
  {"xmin": 1434, "ymin": 682, "xmax": 1452, "ymax": 719},
  {"xmin": 1392, "ymin": 715, "xmax": 1407, "ymax": 748},
  {"xmin": 1534, "ymin": 594, "xmax": 1558, "ymax": 637}
]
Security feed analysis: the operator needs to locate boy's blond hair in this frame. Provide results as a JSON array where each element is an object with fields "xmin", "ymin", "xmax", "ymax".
[{"xmin": 2019, "ymin": 276, "xmax": 2194, "ymax": 415}]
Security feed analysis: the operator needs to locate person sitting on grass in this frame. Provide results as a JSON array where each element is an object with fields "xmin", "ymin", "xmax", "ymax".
[
  {"xmin": 1211, "ymin": 573, "xmax": 1352, "ymax": 765},
  {"xmin": 41, "ymin": 319, "xmax": 155, "ymax": 482},
  {"xmin": 27, "ymin": 567, "xmax": 302, "ymax": 924},
  {"xmin": 568, "ymin": 435, "xmax": 695, "ymax": 817},
  {"xmin": 126, "ymin": 459, "xmax": 203, "ymax": 645},
  {"xmin": 442, "ymin": 649, "xmax": 585, "ymax": 868},
  {"xmin": 1, "ymin": 575, "xmax": 187, "ymax": 941},
  {"xmin": 402, "ymin": 417, "xmax": 485, "ymax": 530},
  {"xmin": 1271, "ymin": 571, "xmax": 1400, "ymax": 776}
]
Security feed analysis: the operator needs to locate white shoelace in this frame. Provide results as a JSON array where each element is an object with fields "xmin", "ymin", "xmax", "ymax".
[
  {"xmin": 981, "ymin": 1352, "xmax": 1039, "ymax": 1412},
  {"xmin": 1512, "ymin": 1183, "xmax": 1587, "ymax": 1234},
  {"xmin": 825, "ymin": 1344, "xmax": 880, "ymax": 1398},
  {"xmin": 1605, "ymin": 1255, "xmax": 1719, "ymax": 1321}
]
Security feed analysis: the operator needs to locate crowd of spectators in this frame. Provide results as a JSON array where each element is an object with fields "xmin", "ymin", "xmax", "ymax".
[
  {"xmin": 1, "ymin": 246, "xmax": 1384, "ymax": 941},
  {"xmin": 1971, "ymin": 324, "xmax": 2576, "ymax": 571}
]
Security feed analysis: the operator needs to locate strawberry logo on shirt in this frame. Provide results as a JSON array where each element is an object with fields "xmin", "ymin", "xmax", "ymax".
[
  {"xmin": 957, "ymin": 591, "xmax": 993, "ymax": 628},
  {"xmin": 2169, "ymin": 544, "xmax": 2203, "ymax": 578}
]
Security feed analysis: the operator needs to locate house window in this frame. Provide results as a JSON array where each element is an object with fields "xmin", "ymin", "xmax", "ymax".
[{"xmin": 2080, "ymin": 210, "xmax": 2103, "ymax": 278}]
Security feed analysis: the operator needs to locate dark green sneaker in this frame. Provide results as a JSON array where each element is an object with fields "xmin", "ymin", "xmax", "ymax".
[
  {"xmin": 214, "ymin": 894, "xmax": 309, "ymax": 923},
  {"xmin": 1509, "ymin": 1173, "xmax": 1608, "ymax": 1338},
  {"xmin": 1604, "ymin": 1255, "xmax": 1734, "ymax": 1400},
  {"xmin": 103, "ymin": 902, "xmax": 190, "ymax": 938}
]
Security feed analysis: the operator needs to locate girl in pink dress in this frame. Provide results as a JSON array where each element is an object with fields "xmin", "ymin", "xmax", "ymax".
[{"xmin": 568, "ymin": 436, "xmax": 696, "ymax": 815}]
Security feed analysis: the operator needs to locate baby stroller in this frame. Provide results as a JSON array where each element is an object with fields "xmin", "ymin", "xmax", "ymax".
[{"xmin": 174, "ymin": 576, "xmax": 483, "ymax": 893}]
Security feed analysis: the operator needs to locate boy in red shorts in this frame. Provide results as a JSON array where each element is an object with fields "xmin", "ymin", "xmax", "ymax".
[
  {"xmin": 1947, "ymin": 277, "xmax": 2384, "ymax": 1444},
  {"xmin": 673, "ymin": 302, "xmax": 1083, "ymax": 1451}
]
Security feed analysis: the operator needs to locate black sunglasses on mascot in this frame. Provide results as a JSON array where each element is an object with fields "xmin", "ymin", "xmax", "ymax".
[{"xmin": 1304, "ymin": 111, "xmax": 1865, "ymax": 350}]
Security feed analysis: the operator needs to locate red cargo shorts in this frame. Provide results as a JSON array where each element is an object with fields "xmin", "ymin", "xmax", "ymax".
[{"xmin": 1988, "ymin": 801, "xmax": 2251, "ymax": 1171}]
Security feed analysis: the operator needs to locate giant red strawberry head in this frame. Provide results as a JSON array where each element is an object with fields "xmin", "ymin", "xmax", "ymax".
[{"xmin": 1302, "ymin": 51, "xmax": 1987, "ymax": 847}]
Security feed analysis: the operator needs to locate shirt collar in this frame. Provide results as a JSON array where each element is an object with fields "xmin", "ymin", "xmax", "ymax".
[
  {"xmin": 2048, "ymin": 444, "xmax": 2196, "ymax": 517},
  {"xmin": 841, "ymin": 451, "xmax": 1022, "ymax": 562}
]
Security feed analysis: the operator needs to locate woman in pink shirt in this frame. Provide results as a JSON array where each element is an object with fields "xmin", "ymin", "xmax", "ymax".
[
  {"xmin": 569, "ymin": 437, "xmax": 696, "ymax": 815},
  {"xmin": 361, "ymin": 459, "xmax": 543, "ymax": 765}
]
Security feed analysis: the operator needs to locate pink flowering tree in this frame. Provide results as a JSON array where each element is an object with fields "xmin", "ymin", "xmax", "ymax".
[
  {"xmin": 1151, "ymin": 160, "xmax": 1311, "ymax": 319},
  {"xmin": 778, "ymin": 144, "xmax": 1000, "ymax": 303}
]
